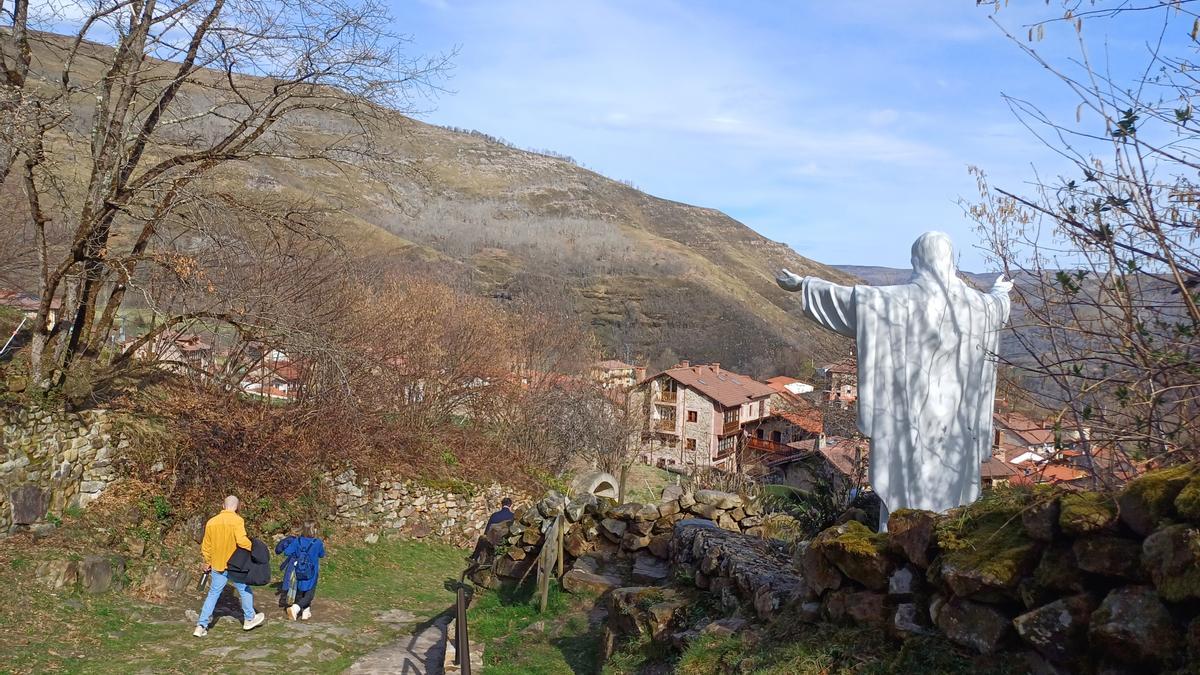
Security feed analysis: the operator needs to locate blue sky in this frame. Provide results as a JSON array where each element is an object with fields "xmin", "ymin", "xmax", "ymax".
[{"xmin": 386, "ymin": 0, "xmax": 1183, "ymax": 271}]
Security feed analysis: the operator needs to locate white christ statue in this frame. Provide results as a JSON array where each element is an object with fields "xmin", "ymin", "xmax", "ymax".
[{"xmin": 776, "ymin": 231, "xmax": 1012, "ymax": 530}]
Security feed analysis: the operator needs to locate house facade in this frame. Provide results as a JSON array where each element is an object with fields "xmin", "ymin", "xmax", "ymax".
[
  {"xmin": 818, "ymin": 358, "xmax": 858, "ymax": 404},
  {"xmin": 590, "ymin": 360, "xmax": 646, "ymax": 391},
  {"xmin": 639, "ymin": 361, "xmax": 774, "ymax": 471}
]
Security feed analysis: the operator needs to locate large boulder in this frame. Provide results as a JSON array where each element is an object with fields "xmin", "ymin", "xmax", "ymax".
[
  {"xmin": 796, "ymin": 540, "xmax": 842, "ymax": 594},
  {"xmin": 537, "ymin": 491, "xmax": 567, "ymax": 519},
  {"xmin": 1032, "ymin": 544, "xmax": 1085, "ymax": 595},
  {"xmin": 562, "ymin": 567, "xmax": 624, "ymax": 595},
  {"xmin": 1119, "ymin": 463, "xmax": 1196, "ymax": 535},
  {"xmin": 35, "ymin": 559, "xmax": 79, "ymax": 590},
  {"xmin": 1141, "ymin": 523, "xmax": 1200, "ymax": 602},
  {"xmin": 9, "ymin": 485, "xmax": 49, "ymax": 526},
  {"xmin": 600, "ymin": 518, "xmax": 627, "ymax": 543},
  {"xmin": 933, "ymin": 596, "xmax": 1012, "ymax": 654},
  {"xmin": 810, "ymin": 521, "xmax": 892, "ymax": 590},
  {"xmin": 1012, "ymin": 594, "xmax": 1096, "ymax": 665},
  {"xmin": 1175, "ymin": 473, "xmax": 1200, "ymax": 522},
  {"xmin": 1072, "ymin": 535, "xmax": 1144, "ymax": 580},
  {"xmin": 886, "ymin": 509, "xmax": 937, "ymax": 568},
  {"xmin": 1088, "ymin": 586, "xmax": 1182, "ymax": 668},
  {"xmin": 687, "ymin": 502, "xmax": 723, "ymax": 521},
  {"xmin": 80, "ymin": 555, "xmax": 125, "ymax": 594},
  {"xmin": 1020, "ymin": 495, "xmax": 1061, "ymax": 541},
  {"xmin": 1057, "ymin": 492, "xmax": 1118, "ymax": 536},
  {"xmin": 609, "ymin": 587, "xmax": 689, "ymax": 642},
  {"xmin": 632, "ymin": 553, "xmax": 670, "ymax": 585},
  {"xmin": 140, "ymin": 565, "xmax": 191, "ymax": 599},
  {"xmin": 693, "ymin": 490, "xmax": 743, "ymax": 510},
  {"xmin": 937, "ymin": 511, "xmax": 1040, "ymax": 600},
  {"xmin": 565, "ymin": 493, "xmax": 597, "ymax": 523}
]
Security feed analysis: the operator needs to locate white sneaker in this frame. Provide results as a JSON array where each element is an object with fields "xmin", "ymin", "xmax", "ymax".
[
  {"xmin": 301, "ymin": 608, "xmax": 311, "ymax": 621},
  {"xmin": 193, "ymin": 626, "xmax": 207, "ymax": 637},
  {"xmin": 288, "ymin": 604, "xmax": 300, "ymax": 621},
  {"xmin": 243, "ymin": 612, "xmax": 265, "ymax": 631}
]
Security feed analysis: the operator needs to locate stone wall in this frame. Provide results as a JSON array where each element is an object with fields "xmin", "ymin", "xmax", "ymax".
[
  {"xmin": 1, "ymin": 408, "xmax": 127, "ymax": 535},
  {"xmin": 471, "ymin": 485, "xmax": 798, "ymax": 591},
  {"xmin": 662, "ymin": 463, "xmax": 1200, "ymax": 674},
  {"xmin": 326, "ymin": 469, "xmax": 536, "ymax": 549}
]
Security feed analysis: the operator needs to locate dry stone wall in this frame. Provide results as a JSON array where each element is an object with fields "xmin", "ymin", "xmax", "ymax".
[
  {"xmin": 471, "ymin": 485, "xmax": 797, "ymax": 592},
  {"xmin": 326, "ymin": 469, "xmax": 536, "ymax": 549},
  {"xmin": 1, "ymin": 409, "xmax": 127, "ymax": 535},
  {"xmin": 663, "ymin": 463, "xmax": 1200, "ymax": 674}
]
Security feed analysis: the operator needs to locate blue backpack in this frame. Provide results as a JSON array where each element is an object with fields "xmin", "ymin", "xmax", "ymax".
[{"xmin": 293, "ymin": 538, "xmax": 316, "ymax": 583}]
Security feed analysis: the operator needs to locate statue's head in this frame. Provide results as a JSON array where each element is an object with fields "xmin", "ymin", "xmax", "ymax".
[{"xmin": 911, "ymin": 231, "xmax": 955, "ymax": 282}]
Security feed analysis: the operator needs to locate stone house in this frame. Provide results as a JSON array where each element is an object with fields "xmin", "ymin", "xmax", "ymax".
[
  {"xmin": 589, "ymin": 359, "xmax": 646, "ymax": 392},
  {"xmin": 767, "ymin": 436, "xmax": 870, "ymax": 498},
  {"xmin": 818, "ymin": 358, "xmax": 857, "ymax": 404},
  {"xmin": 133, "ymin": 332, "xmax": 214, "ymax": 374},
  {"xmin": 638, "ymin": 361, "xmax": 774, "ymax": 471}
]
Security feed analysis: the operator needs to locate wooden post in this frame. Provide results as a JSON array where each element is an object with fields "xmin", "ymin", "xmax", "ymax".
[
  {"xmin": 555, "ymin": 515, "xmax": 565, "ymax": 577},
  {"xmin": 618, "ymin": 463, "xmax": 629, "ymax": 504}
]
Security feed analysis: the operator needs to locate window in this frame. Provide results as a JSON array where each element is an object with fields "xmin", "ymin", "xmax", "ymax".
[
  {"xmin": 687, "ymin": 410, "xmax": 698, "ymax": 423},
  {"xmin": 723, "ymin": 408, "xmax": 740, "ymax": 425},
  {"xmin": 771, "ymin": 430, "xmax": 783, "ymax": 443},
  {"xmin": 717, "ymin": 436, "xmax": 737, "ymax": 456},
  {"xmin": 686, "ymin": 438, "xmax": 697, "ymax": 451},
  {"xmin": 755, "ymin": 428, "xmax": 765, "ymax": 440}
]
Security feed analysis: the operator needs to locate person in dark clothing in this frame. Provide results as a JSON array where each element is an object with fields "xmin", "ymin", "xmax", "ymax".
[
  {"xmin": 276, "ymin": 521, "xmax": 326, "ymax": 621},
  {"xmin": 486, "ymin": 498, "xmax": 515, "ymax": 528},
  {"xmin": 469, "ymin": 498, "xmax": 514, "ymax": 564}
]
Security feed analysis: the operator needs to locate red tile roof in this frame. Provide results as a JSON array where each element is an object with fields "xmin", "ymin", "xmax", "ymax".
[
  {"xmin": 784, "ymin": 436, "xmax": 869, "ymax": 478},
  {"xmin": 994, "ymin": 412, "xmax": 1056, "ymax": 446},
  {"xmin": 655, "ymin": 363, "xmax": 775, "ymax": 408},
  {"xmin": 981, "ymin": 455, "xmax": 1020, "ymax": 479}
]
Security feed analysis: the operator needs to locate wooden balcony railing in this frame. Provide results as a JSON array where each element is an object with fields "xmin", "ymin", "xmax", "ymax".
[
  {"xmin": 721, "ymin": 420, "xmax": 741, "ymax": 436},
  {"xmin": 746, "ymin": 437, "xmax": 790, "ymax": 455},
  {"xmin": 656, "ymin": 390, "xmax": 677, "ymax": 403},
  {"xmin": 655, "ymin": 419, "xmax": 678, "ymax": 433}
]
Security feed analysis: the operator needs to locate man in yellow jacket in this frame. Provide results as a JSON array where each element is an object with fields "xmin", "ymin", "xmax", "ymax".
[{"xmin": 193, "ymin": 495, "xmax": 265, "ymax": 636}]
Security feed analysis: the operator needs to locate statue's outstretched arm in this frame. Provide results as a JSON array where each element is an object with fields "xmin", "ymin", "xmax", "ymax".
[{"xmin": 776, "ymin": 268, "xmax": 805, "ymax": 292}]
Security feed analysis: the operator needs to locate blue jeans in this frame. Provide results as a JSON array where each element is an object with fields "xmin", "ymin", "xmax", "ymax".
[{"xmin": 197, "ymin": 570, "xmax": 256, "ymax": 627}]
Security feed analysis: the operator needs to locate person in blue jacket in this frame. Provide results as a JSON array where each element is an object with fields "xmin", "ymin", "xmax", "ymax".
[{"xmin": 275, "ymin": 521, "xmax": 325, "ymax": 621}]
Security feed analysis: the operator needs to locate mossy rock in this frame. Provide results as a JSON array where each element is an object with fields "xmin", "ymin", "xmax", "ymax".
[
  {"xmin": 1058, "ymin": 492, "xmax": 1117, "ymax": 536},
  {"xmin": 1120, "ymin": 463, "xmax": 1198, "ymax": 535},
  {"xmin": 1143, "ymin": 524, "xmax": 1200, "ymax": 603},
  {"xmin": 1033, "ymin": 543, "xmax": 1085, "ymax": 594},
  {"xmin": 938, "ymin": 510, "xmax": 1041, "ymax": 599},
  {"xmin": 811, "ymin": 521, "xmax": 893, "ymax": 590},
  {"xmin": 1174, "ymin": 474, "xmax": 1200, "ymax": 523}
]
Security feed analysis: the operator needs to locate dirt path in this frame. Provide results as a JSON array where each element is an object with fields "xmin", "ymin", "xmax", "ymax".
[{"xmin": 345, "ymin": 611, "xmax": 450, "ymax": 675}]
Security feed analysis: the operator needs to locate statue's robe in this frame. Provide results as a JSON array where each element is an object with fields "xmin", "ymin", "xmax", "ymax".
[{"xmin": 801, "ymin": 272, "xmax": 1010, "ymax": 527}]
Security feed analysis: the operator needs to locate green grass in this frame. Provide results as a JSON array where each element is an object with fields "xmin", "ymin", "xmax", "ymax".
[
  {"xmin": 622, "ymin": 464, "xmax": 679, "ymax": 505},
  {"xmin": 470, "ymin": 581, "xmax": 603, "ymax": 675},
  {"xmin": 0, "ymin": 538, "xmax": 470, "ymax": 674},
  {"xmin": 673, "ymin": 623, "xmax": 1027, "ymax": 675}
]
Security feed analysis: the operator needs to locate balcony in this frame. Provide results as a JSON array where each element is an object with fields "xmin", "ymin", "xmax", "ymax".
[
  {"xmin": 721, "ymin": 420, "xmax": 741, "ymax": 436},
  {"xmin": 655, "ymin": 419, "xmax": 679, "ymax": 434},
  {"xmin": 656, "ymin": 390, "xmax": 677, "ymax": 403}
]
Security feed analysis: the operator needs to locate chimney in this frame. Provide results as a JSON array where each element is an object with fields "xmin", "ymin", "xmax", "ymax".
[
  {"xmin": 679, "ymin": 360, "xmax": 689, "ymax": 368},
  {"xmin": 711, "ymin": 362, "xmax": 720, "ymax": 370},
  {"xmin": 817, "ymin": 433, "xmax": 827, "ymax": 450}
]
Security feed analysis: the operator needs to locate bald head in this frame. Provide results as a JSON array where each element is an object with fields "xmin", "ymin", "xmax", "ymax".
[
  {"xmin": 223, "ymin": 495, "xmax": 240, "ymax": 512},
  {"xmin": 911, "ymin": 231, "xmax": 955, "ymax": 282}
]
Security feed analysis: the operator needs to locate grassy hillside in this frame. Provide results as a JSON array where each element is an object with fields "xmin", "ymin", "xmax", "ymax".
[{"xmin": 15, "ymin": 32, "xmax": 854, "ymax": 378}]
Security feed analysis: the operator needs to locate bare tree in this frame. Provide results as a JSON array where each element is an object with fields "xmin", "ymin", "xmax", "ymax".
[
  {"xmin": 0, "ymin": 0, "xmax": 450, "ymax": 394},
  {"xmin": 969, "ymin": 1, "xmax": 1200, "ymax": 475}
]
